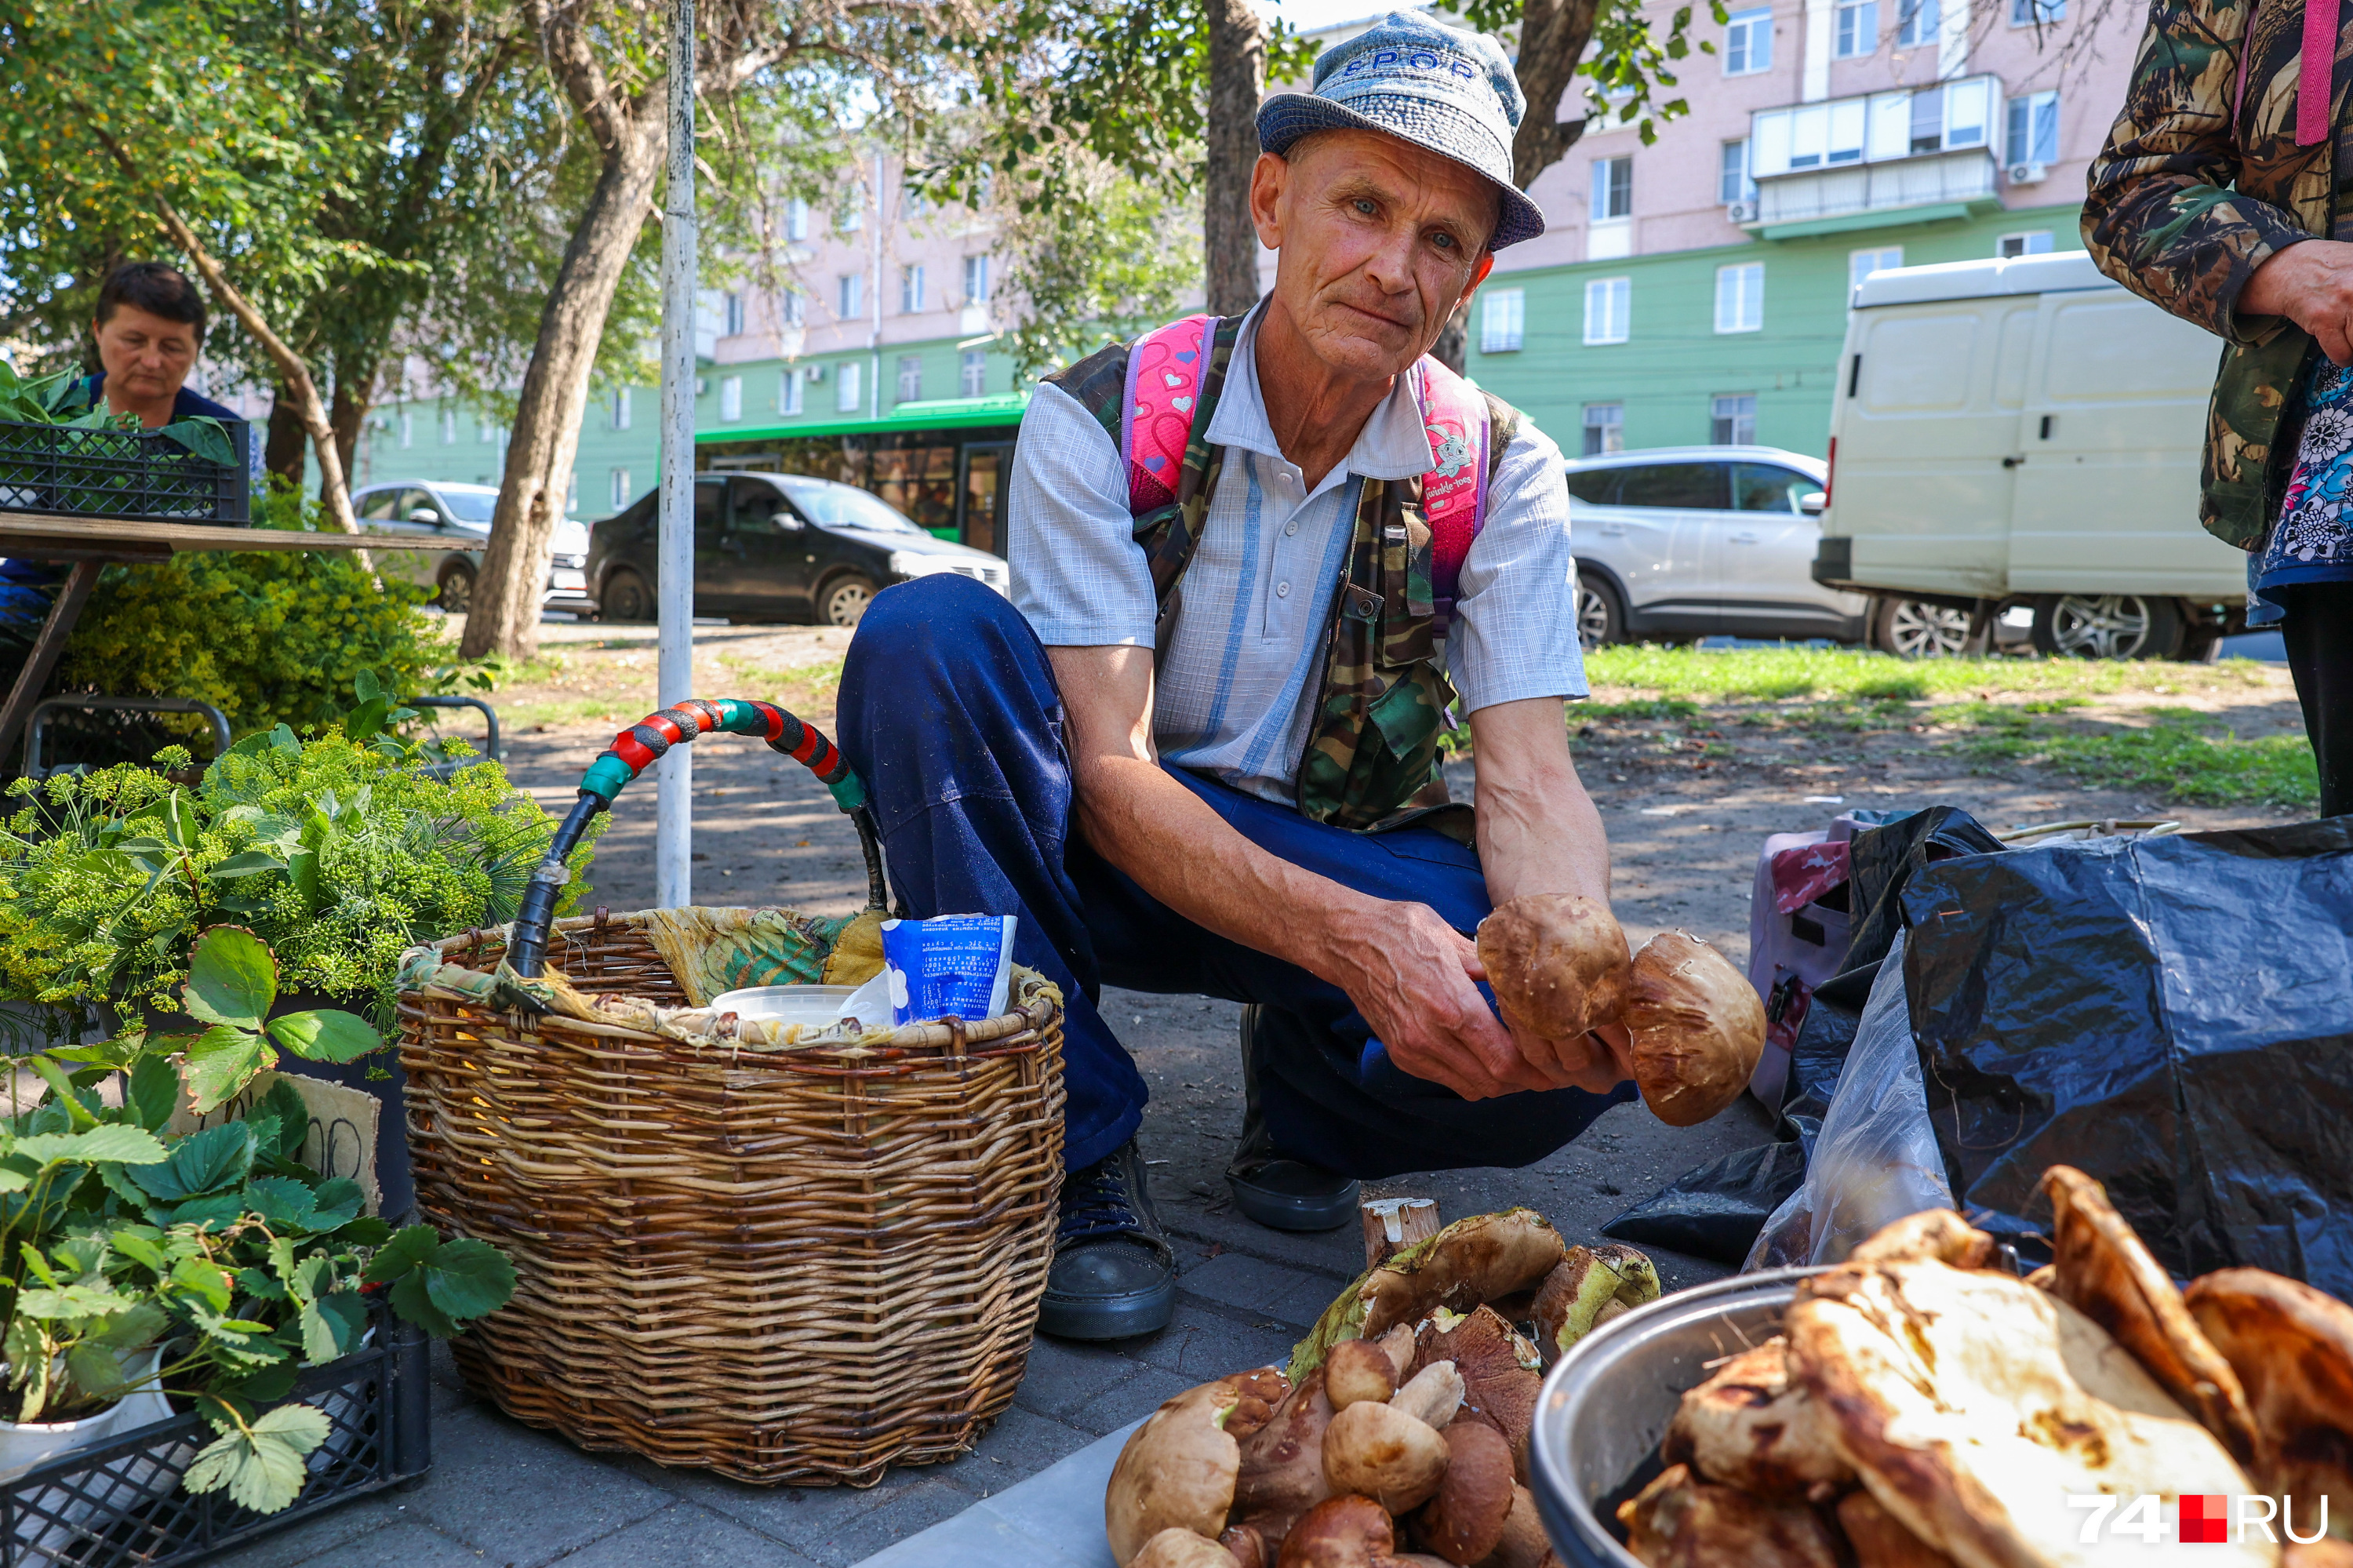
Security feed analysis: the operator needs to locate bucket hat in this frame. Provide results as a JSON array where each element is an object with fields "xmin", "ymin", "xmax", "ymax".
[{"xmin": 1256, "ymin": 11, "xmax": 1545, "ymax": 249}]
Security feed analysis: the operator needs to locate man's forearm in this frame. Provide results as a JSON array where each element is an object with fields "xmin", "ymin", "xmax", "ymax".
[{"xmin": 1468, "ymin": 698, "xmax": 1610, "ymax": 908}]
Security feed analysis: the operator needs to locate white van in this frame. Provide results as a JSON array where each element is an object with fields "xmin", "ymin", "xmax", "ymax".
[{"xmin": 1813, "ymin": 251, "xmax": 2247, "ymax": 660}]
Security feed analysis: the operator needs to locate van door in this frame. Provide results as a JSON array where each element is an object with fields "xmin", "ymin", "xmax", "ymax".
[
  {"xmin": 2009, "ymin": 289, "xmax": 2246, "ymax": 598},
  {"xmin": 1587, "ymin": 460, "xmax": 1723, "ymax": 635}
]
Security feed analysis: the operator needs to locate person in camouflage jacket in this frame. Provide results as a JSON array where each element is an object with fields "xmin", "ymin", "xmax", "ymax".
[{"xmin": 2086, "ymin": 0, "xmax": 2353, "ymax": 814}]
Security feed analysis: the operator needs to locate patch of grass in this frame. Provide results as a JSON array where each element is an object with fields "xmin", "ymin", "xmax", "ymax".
[
  {"xmin": 1584, "ymin": 697, "xmax": 1700, "ymax": 722},
  {"xmin": 1583, "ymin": 645, "xmax": 2276, "ymax": 704},
  {"xmin": 715, "ymin": 654, "xmax": 846, "ymax": 706},
  {"xmin": 504, "ymin": 694, "xmax": 638, "ymax": 729},
  {"xmin": 1941, "ymin": 704, "xmax": 2316, "ymax": 810}
]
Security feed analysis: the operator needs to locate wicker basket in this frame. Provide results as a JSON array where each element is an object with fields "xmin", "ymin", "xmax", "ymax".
[{"xmin": 396, "ymin": 908, "xmax": 1065, "ymax": 1486}]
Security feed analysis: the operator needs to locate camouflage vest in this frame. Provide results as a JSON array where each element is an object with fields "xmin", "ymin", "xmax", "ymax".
[{"xmin": 1049, "ymin": 315, "xmax": 1519, "ymax": 842}]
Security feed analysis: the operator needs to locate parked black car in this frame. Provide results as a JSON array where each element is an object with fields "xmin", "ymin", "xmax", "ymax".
[{"xmin": 587, "ymin": 471, "xmax": 1010, "ymax": 627}]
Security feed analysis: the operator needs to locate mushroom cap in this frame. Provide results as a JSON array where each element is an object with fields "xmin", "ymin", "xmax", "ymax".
[
  {"xmin": 1276, "ymin": 1495, "xmax": 1399, "ymax": 1568},
  {"xmin": 1411, "ymin": 1419, "xmax": 1515, "ymax": 1565},
  {"xmin": 1235, "ymin": 1369, "xmax": 1339, "ymax": 1548},
  {"xmin": 1291, "ymin": 1210, "xmax": 1566, "ymax": 1381},
  {"xmin": 1387, "ymin": 1360, "xmax": 1464, "ymax": 1431},
  {"xmin": 1660, "ymin": 1337, "xmax": 1849, "ymax": 1498},
  {"xmin": 1134, "ymin": 1529, "xmax": 1245, "ymax": 1568},
  {"xmin": 1407, "ymin": 1306, "xmax": 1543, "ymax": 1483},
  {"xmin": 1325, "ymin": 1337, "xmax": 1398, "ymax": 1410},
  {"xmin": 1847, "ymin": 1208, "xmax": 1997, "ymax": 1270},
  {"xmin": 1107, "ymin": 1377, "xmax": 1253, "ymax": 1565},
  {"xmin": 1532, "ymin": 1243, "xmax": 1659, "ymax": 1359},
  {"xmin": 1322, "ymin": 1398, "xmax": 1450, "ymax": 1513},
  {"xmin": 1617, "ymin": 1462, "xmax": 1844, "ymax": 1568},
  {"xmin": 2043, "ymin": 1166, "xmax": 2257, "ymax": 1466},
  {"xmin": 1220, "ymin": 1524, "xmax": 1271, "ymax": 1568},
  {"xmin": 1486, "ymin": 1485, "xmax": 1562, "ymax": 1568},
  {"xmin": 1834, "ymin": 1490, "xmax": 1958, "ymax": 1568},
  {"xmin": 1622, "ymin": 931, "xmax": 1766, "ymax": 1128},
  {"xmin": 1475, "ymin": 893, "xmax": 1630, "ymax": 1041},
  {"xmin": 2185, "ymin": 1266, "xmax": 2353, "ymax": 1542}
]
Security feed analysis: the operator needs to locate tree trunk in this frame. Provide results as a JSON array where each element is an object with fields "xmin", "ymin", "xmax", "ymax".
[
  {"xmin": 329, "ymin": 365, "xmax": 374, "ymax": 497},
  {"xmin": 1204, "ymin": 0, "xmax": 1268, "ymax": 317},
  {"xmin": 263, "ymin": 389, "xmax": 306, "ymax": 487},
  {"xmin": 460, "ymin": 117, "xmax": 665, "ymax": 661}
]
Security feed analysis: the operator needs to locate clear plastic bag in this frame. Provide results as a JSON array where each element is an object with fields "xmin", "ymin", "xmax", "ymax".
[{"xmin": 1743, "ymin": 930, "xmax": 1954, "ymax": 1270}]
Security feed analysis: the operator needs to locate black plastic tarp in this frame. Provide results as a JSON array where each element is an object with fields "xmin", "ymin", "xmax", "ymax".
[{"xmin": 1906, "ymin": 817, "xmax": 2353, "ymax": 1297}]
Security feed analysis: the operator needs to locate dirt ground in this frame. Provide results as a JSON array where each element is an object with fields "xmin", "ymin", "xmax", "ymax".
[{"xmin": 448, "ymin": 613, "xmax": 2301, "ymax": 1284}]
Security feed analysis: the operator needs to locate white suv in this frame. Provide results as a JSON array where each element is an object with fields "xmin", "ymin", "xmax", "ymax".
[
  {"xmin": 351, "ymin": 480, "xmax": 595, "ymax": 614},
  {"xmin": 1563, "ymin": 446, "xmax": 1868, "ymax": 648}
]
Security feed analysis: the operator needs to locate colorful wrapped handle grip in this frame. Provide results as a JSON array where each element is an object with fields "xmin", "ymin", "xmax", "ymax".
[{"xmin": 506, "ymin": 698, "xmax": 887, "ymax": 981}]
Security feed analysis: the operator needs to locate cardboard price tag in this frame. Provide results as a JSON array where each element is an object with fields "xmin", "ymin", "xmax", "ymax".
[{"xmin": 168, "ymin": 1068, "xmax": 383, "ymax": 1217}]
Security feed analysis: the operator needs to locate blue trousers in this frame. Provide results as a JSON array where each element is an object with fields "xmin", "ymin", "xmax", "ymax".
[{"xmin": 836, "ymin": 576, "xmax": 1634, "ymax": 1177}]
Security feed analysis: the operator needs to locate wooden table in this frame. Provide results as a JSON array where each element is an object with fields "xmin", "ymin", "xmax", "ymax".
[{"xmin": 0, "ymin": 511, "xmax": 449, "ymax": 762}]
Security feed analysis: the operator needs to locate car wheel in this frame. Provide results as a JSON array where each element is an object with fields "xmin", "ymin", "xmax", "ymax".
[
  {"xmin": 2030, "ymin": 593, "xmax": 2184, "ymax": 660},
  {"xmin": 601, "ymin": 567, "xmax": 655, "ymax": 624},
  {"xmin": 1576, "ymin": 573, "xmax": 1625, "ymax": 651},
  {"xmin": 1871, "ymin": 596, "xmax": 1973, "ymax": 659},
  {"xmin": 820, "ymin": 573, "xmax": 877, "ymax": 628},
  {"xmin": 435, "ymin": 564, "xmax": 475, "ymax": 615}
]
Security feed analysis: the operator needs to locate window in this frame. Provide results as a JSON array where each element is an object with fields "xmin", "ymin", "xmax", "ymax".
[
  {"xmin": 1896, "ymin": 0, "xmax": 1939, "ymax": 45},
  {"xmin": 477, "ymin": 417, "xmax": 497, "ymax": 445},
  {"xmin": 609, "ymin": 467, "xmax": 632, "ymax": 510},
  {"xmin": 1481, "ymin": 289, "xmax": 1526, "ymax": 353},
  {"xmin": 1943, "ymin": 75, "xmax": 1991, "ymax": 147},
  {"xmin": 1719, "ymin": 140, "xmax": 1755, "ymax": 205},
  {"xmin": 1835, "ymin": 0, "xmax": 1877, "ymax": 56},
  {"xmin": 838, "ymin": 273, "xmax": 862, "ymax": 318},
  {"xmin": 837, "ymin": 359, "xmax": 862, "ymax": 414},
  {"xmin": 900, "ymin": 263, "xmax": 926, "ymax": 314},
  {"xmin": 786, "ymin": 198, "xmax": 809, "ymax": 242},
  {"xmin": 1726, "ymin": 6, "xmax": 1773, "ymax": 74},
  {"xmin": 2006, "ymin": 89, "xmax": 2060, "ymax": 167},
  {"xmin": 1711, "ymin": 394, "xmax": 1758, "ymax": 446},
  {"xmin": 398, "ymin": 412, "xmax": 413, "ymax": 449},
  {"xmin": 1582, "ymin": 403, "xmax": 1624, "ymax": 457},
  {"xmin": 961, "ymin": 349, "xmax": 987, "ymax": 397},
  {"xmin": 1590, "ymin": 156, "xmax": 1632, "ymax": 223},
  {"xmin": 897, "ymin": 355, "xmax": 922, "ymax": 403},
  {"xmin": 611, "ymin": 388, "xmax": 631, "ymax": 431},
  {"xmin": 440, "ymin": 409, "xmax": 456, "ymax": 445},
  {"xmin": 780, "ymin": 367, "xmax": 803, "ymax": 416},
  {"xmin": 1733, "ymin": 462, "xmax": 1814, "ymax": 511},
  {"xmin": 1998, "ymin": 230, "xmax": 2055, "ymax": 257},
  {"xmin": 2010, "ymin": 0, "xmax": 2064, "ymax": 23},
  {"xmin": 963, "ymin": 254, "xmax": 991, "ymax": 304},
  {"xmin": 780, "ymin": 290, "xmax": 805, "ymax": 327},
  {"xmin": 1715, "ymin": 262, "xmax": 1765, "ymax": 333},
  {"xmin": 723, "ymin": 293, "xmax": 745, "ymax": 336},
  {"xmin": 1849, "ymin": 246, "xmax": 1903, "ymax": 293},
  {"xmin": 719, "ymin": 375, "xmax": 743, "ymax": 422},
  {"xmin": 1617, "ymin": 463, "xmax": 1728, "ymax": 508},
  {"xmin": 1584, "ymin": 277, "xmax": 1631, "ymax": 344}
]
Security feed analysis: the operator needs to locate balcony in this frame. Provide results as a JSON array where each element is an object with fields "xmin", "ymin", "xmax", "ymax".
[{"xmin": 1743, "ymin": 75, "xmax": 2008, "ymax": 240}]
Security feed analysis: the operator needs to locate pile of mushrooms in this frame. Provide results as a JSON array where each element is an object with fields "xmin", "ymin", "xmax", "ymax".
[
  {"xmin": 1620, "ymin": 1169, "xmax": 2353, "ymax": 1568},
  {"xmin": 1105, "ymin": 1210, "xmax": 1660, "ymax": 1568},
  {"xmin": 1476, "ymin": 895, "xmax": 1765, "ymax": 1129}
]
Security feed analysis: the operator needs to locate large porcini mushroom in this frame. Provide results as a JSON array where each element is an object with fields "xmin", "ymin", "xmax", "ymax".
[
  {"xmin": 1325, "ymin": 1338, "xmax": 1398, "ymax": 1410},
  {"xmin": 1660, "ymin": 1337, "xmax": 1849, "ymax": 1499},
  {"xmin": 1291, "ymin": 1210, "xmax": 1566, "ymax": 1380},
  {"xmin": 1409, "ymin": 1419, "xmax": 1514, "ymax": 1565},
  {"xmin": 1621, "ymin": 931, "xmax": 1766, "ymax": 1128},
  {"xmin": 1107, "ymin": 1372, "xmax": 1285, "ymax": 1566},
  {"xmin": 2043, "ymin": 1166, "xmax": 2259, "ymax": 1466},
  {"xmin": 1846, "ymin": 1207, "xmax": 1996, "ymax": 1269},
  {"xmin": 1483, "ymin": 1485, "xmax": 1563, "ymax": 1568},
  {"xmin": 1134, "ymin": 1529, "xmax": 1245, "ymax": 1568},
  {"xmin": 1475, "ymin": 893, "xmax": 1630, "ymax": 1042},
  {"xmin": 1407, "ymin": 1307, "xmax": 1543, "ymax": 1483},
  {"xmin": 1834, "ymin": 1490, "xmax": 1957, "ymax": 1568},
  {"xmin": 1387, "ymin": 1361, "xmax": 1464, "ymax": 1429},
  {"xmin": 2185, "ymin": 1267, "xmax": 2353, "ymax": 1545},
  {"xmin": 1322, "ymin": 1399, "xmax": 1449, "ymax": 1512},
  {"xmin": 1233, "ymin": 1370, "xmax": 1339, "ymax": 1548},
  {"xmin": 1276, "ymin": 1496, "xmax": 1423, "ymax": 1568},
  {"xmin": 1530, "ymin": 1242, "xmax": 1660, "ymax": 1359},
  {"xmin": 1617, "ymin": 1462, "xmax": 1842, "ymax": 1568}
]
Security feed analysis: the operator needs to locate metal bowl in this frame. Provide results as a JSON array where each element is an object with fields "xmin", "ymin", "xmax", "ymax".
[{"xmin": 1528, "ymin": 1268, "xmax": 1824, "ymax": 1568}]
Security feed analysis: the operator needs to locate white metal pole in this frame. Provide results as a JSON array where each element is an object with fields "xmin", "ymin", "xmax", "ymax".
[
  {"xmin": 869, "ymin": 151, "xmax": 883, "ymax": 418},
  {"xmin": 654, "ymin": 0, "xmax": 696, "ymax": 910}
]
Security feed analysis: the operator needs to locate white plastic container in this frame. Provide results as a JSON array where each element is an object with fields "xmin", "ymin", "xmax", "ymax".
[{"xmin": 0, "ymin": 1347, "xmax": 177, "ymax": 1567}]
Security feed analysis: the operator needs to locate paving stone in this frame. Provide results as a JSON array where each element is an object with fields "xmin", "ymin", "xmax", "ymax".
[
  {"xmin": 1064, "ymin": 1366, "xmax": 1196, "ymax": 1437},
  {"xmin": 301, "ymin": 1519, "xmax": 486, "ymax": 1567},
  {"xmin": 810, "ymin": 1478, "xmax": 974, "ymax": 1566},
  {"xmin": 1009, "ymin": 1334, "xmax": 1148, "ymax": 1421},
  {"xmin": 1176, "ymin": 1252, "xmax": 1338, "ymax": 1326},
  {"xmin": 402, "ymin": 1406, "xmax": 670, "ymax": 1566},
  {"xmin": 625, "ymin": 1456, "xmax": 929, "ymax": 1543},
  {"xmin": 544, "ymin": 1501, "xmax": 821, "ymax": 1567},
  {"xmin": 936, "ymin": 1406, "xmax": 1096, "ymax": 1497},
  {"xmin": 1126, "ymin": 1299, "xmax": 1300, "ymax": 1381},
  {"xmin": 206, "ymin": 1493, "xmax": 408, "ymax": 1568}
]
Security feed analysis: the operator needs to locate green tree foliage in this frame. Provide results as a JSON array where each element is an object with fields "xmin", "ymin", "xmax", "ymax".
[{"xmin": 993, "ymin": 158, "xmax": 1202, "ymax": 379}]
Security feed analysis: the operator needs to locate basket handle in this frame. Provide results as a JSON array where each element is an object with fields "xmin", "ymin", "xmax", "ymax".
[{"xmin": 507, "ymin": 697, "xmax": 888, "ymax": 980}]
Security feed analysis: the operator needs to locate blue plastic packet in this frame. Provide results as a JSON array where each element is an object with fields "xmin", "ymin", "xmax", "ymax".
[{"xmin": 880, "ymin": 914, "xmax": 1016, "ymax": 1024}]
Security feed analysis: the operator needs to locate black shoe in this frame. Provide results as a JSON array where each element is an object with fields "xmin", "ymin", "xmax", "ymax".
[
  {"xmin": 1038, "ymin": 1139, "xmax": 1176, "ymax": 1341},
  {"xmin": 1226, "ymin": 1006, "xmax": 1360, "ymax": 1233}
]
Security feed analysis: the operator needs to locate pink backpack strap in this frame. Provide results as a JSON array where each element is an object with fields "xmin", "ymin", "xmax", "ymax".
[
  {"xmin": 1122, "ymin": 314, "xmax": 1217, "ymax": 515},
  {"xmin": 2300, "ymin": 0, "xmax": 2339, "ymax": 146},
  {"xmin": 1409, "ymin": 356, "xmax": 1493, "ymax": 630}
]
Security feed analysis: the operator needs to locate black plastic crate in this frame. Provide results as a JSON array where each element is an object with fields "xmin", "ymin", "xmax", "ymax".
[
  {"xmin": 0, "ymin": 1309, "xmax": 429, "ymax": 1568},
  {"xmin": 0, "ymin": 420, "xmax": 250, "ymax": 525}
]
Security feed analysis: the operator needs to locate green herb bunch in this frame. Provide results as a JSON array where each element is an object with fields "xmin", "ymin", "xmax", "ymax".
[
  {"xmin": 0, "ymin": 721, "xmax": 602, "ymax": 1040},
  {"xmin": 0, "ymin": 359, "xmax": 236, "ymax": 467}
]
